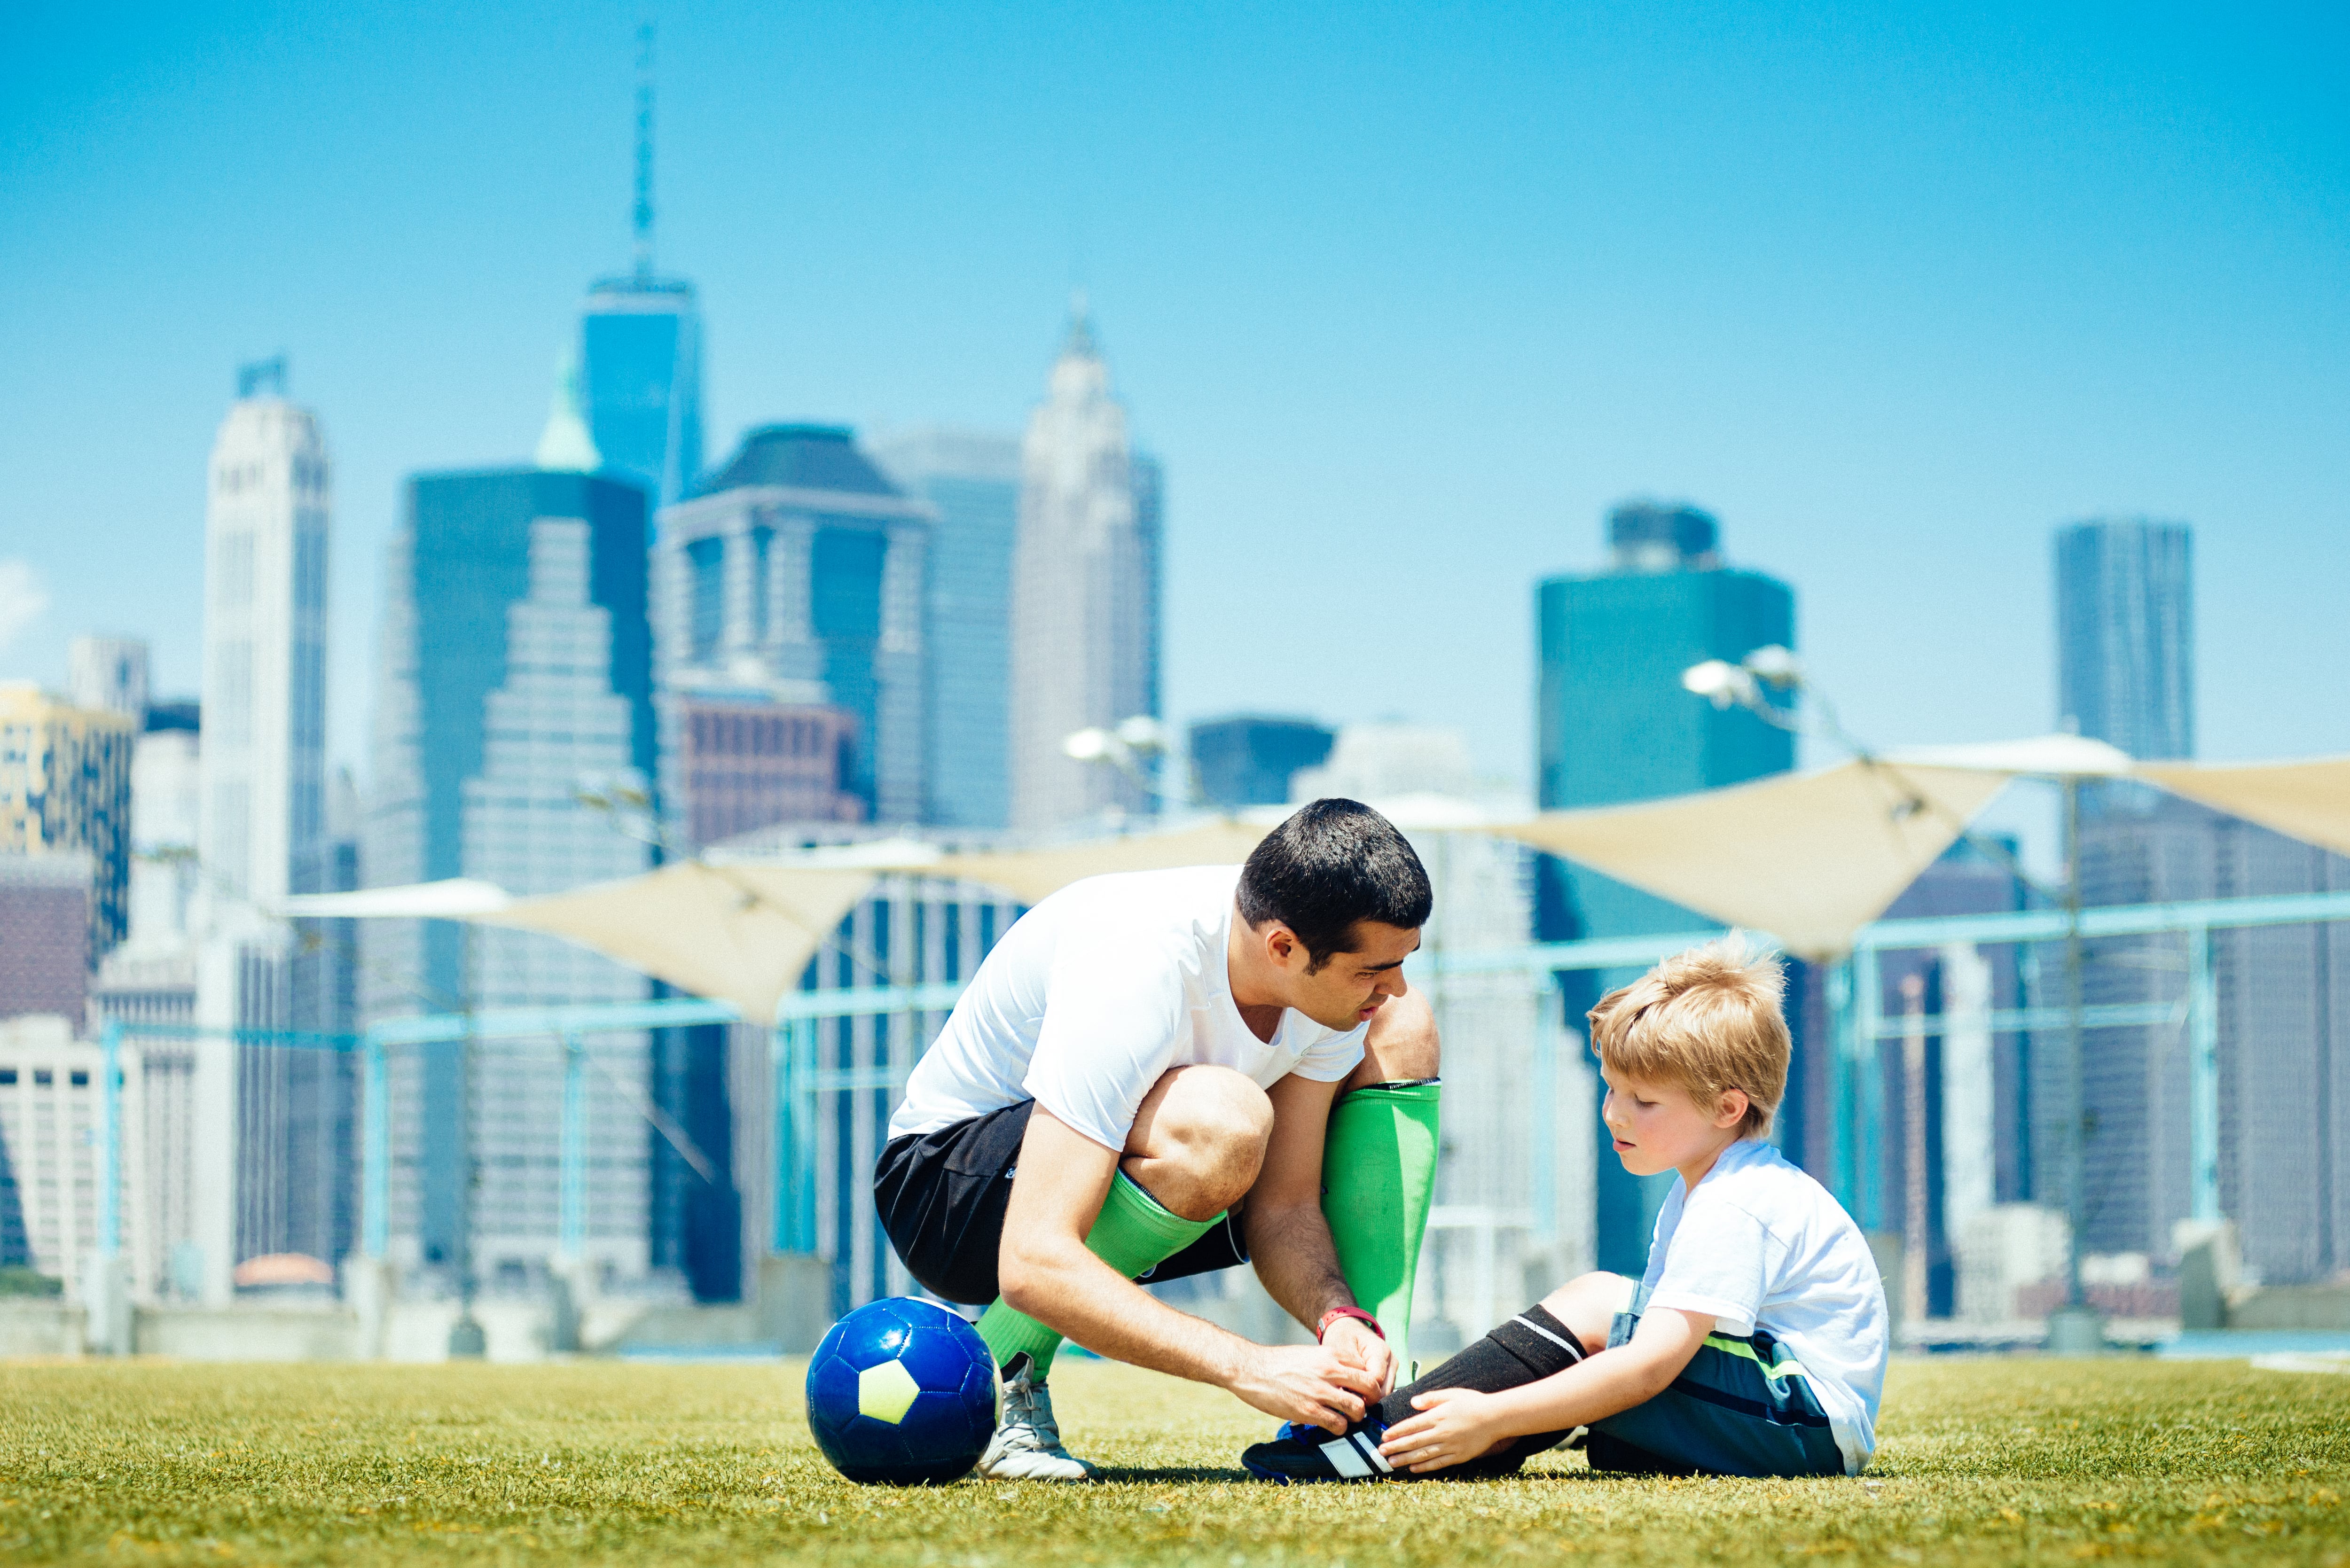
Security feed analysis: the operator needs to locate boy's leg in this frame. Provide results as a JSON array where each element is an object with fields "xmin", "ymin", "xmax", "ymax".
[
  {"xmin": 1241, "ymin": 1273, "xmax": 1629, "ymax": 1482},
  {"xmin": 1581, "ymin": 1316, "xmax": 1846, "ymax": 1480}
]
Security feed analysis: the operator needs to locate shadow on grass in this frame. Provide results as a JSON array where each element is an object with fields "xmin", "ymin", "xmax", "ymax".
[{"xmin": 1091, "ymin": 1464, "xmax": 1255, "ymax": 1484}]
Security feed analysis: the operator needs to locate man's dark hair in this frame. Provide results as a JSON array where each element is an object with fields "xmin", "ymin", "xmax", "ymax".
[{"xmin": 1236, "ymin": 799, "xmax": 1433, "ymax": 972}]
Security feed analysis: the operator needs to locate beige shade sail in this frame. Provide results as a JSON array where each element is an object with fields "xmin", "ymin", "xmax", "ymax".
[
  {"xmin": 277, "ymin": 818, "xmax": 1285, "ymax": 1022},
  {"xmin": 2138, "ymin": 755, "xmax": 2350, "ymax": 859},
  {"xmin": 1486, "ymin": 759, "xmax": 2016, "ymax": 959},
  {"xmin": 480, "ymin": 859, "xmax": 884, "ymax": 1024}
]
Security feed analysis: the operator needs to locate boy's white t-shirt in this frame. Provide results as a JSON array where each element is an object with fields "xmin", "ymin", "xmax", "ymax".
[
  {"xmin": 1637, "ymin": 1137, "xmax": 1890, "ymax": 1474},
  {"xmin": 889, "ymin": 865, "xmax": 1369, "ymax": 1152}
]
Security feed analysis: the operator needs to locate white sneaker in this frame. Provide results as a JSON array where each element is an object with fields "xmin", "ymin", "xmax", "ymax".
[{"xmin": 976, "ymin": 1357, "xmax": 1098, "ymax": 1482}]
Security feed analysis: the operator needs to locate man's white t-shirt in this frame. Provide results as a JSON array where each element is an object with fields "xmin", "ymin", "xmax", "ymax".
[
  {"xmin": 890, "ymin": 866, "xmax": 1370, "ymax": 1152},
  {"xmin": 1637, "ymin": 1138, "xmax": 1890, "ymax": 1474}
]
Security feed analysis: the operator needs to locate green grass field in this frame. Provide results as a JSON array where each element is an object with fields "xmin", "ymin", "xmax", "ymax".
[{"xmin": 2, "ymin": 1356, "xmax": 2345, "ymax": 1566}]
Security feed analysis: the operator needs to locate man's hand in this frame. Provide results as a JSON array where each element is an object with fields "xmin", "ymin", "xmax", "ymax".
[
  {"xmin": 1320, "ymin": 1315, "xmax": 1397, "ymax": 1396},
  {"xmin": 1227, "ymin": 1343, "xmax": 1386, "ymax": 1434},
  {"xmin": 1375, "ymin": 1386, "xmax": 1512, "ymax": 1473}
]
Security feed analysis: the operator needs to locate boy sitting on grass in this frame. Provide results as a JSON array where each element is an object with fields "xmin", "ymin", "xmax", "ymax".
[{"xmin": 1244, "ymin": 937, "xmax": 1888, "ymax": 1482}]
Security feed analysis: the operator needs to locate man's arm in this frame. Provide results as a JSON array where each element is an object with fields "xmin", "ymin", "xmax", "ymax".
[
  {"xmin": 1243, "ymin": 1072, "xmax": 1398, "ymax": 1394},
  {"xmin": 1375, "ymin": 1308, "xmax": 1716, "ymax": 1473},
  {"xmin": 997, "ymin": 1104, "xmax": 1383, "ymax": 1432}
]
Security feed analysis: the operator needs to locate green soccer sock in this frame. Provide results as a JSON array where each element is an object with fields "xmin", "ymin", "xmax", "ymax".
[
  {"xmin": 976, "ymin": 1170, "xmax": 1219, "ymax": 1380},
  {"xmin": 1320, "ymin": 1078, "xmax": 1441, "ymax": 1371}
]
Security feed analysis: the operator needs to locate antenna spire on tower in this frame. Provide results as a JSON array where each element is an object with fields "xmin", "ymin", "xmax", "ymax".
[{"xmin": 633, "ymin": 21, "xmax": 656, "ymax": 283}]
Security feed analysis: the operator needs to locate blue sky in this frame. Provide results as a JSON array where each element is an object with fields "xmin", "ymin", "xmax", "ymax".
[{"xmin": 3, "ymin": 1, "xmax": 2344, "ymax": 862}]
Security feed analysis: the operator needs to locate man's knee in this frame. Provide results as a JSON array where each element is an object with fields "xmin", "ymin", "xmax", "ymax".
[
  {"xmin": 1347, "ymin": 988, "xmax": 1441, "ymax": 1089},
  {"xmin": 1126, "ymin": 1066, "xmax": 1273, "ymax": 1217},
  {"xmin": 1540, "ymin": 1270, "xmax": 1636, "ymax": 1352}
]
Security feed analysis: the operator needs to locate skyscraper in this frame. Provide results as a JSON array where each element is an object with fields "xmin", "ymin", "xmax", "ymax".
[
  {"xmin": 365, "ymin": 456, "xmax": 657, "ymax": 1291},
  {"xmin": 2055, "ymin": 519, "xmax": 2194, "ymax": 763},
  {"xmin": 1534, "ymin": 500, "xmax": 1796, "ymax": 1272},
  {"xmin": 578, "ymin": 26, "xmax": 702, "ymax": 508},
  {"xmin": 1009, "ymin": 300, "xmax": 1162, "ymax": 831},
  {"xmin": 193, "ymin": 359, "xmax": 346, "ymax": 1300},
  {"xmin": 655, "ymin": 425, "xmax": 932, "ymax": 827},
  {"xmin": 869, "ymin": 429, "xmax": 1021, "ymax": 829},
  {"xmin": 1188, "ymin": 715, "xmax": 1334, "ymax": 810}
]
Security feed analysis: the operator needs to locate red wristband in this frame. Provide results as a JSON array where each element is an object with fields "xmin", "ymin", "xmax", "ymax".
[{"xmin": 1317, "ymin": 1306, "xmax": 1385, "ymax": 1342}]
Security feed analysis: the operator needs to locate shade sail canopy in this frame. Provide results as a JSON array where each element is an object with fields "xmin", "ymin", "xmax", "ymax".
[
  {"xmin": 2138, "ymin": 756, "xmax": 2350, "ymax": 859},
  {"xmin": 278, "ymin": 818, "xmax": 1284, "ymax": 1021},
  {"xmin": 279, "ymin": 878, "xmax": 513, "ymax": 920},
  {"xmin": 1883, "ymin": 733, "xmax": 2136, "ymax": 778},
  {"xmin": 1487, "ymin": 759, "xmax": 2015, "ymax": 959}
]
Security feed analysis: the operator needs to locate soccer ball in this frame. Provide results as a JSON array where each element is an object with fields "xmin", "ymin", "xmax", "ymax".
[{"xmin": 806, "ymin": 1297, "xmax": 996, "ymax": 1485}]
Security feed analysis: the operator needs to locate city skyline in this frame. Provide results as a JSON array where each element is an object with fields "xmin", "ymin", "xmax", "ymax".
[{"xmin": 3, "ymin": 2, "xmax": 2343, "ymax": 849}]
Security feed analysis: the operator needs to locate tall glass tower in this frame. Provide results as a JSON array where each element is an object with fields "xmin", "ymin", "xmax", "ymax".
[
  {"xmin": 580, "ymin": 26, "xmax": 704, "ymax": 508},
  {"xmin": 2054, "ymin": 518, "xmax": 2194, "ymax": 764}
]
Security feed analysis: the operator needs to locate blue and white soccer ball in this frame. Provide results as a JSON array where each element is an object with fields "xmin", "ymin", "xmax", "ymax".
[{"xmin": 806, "ymin": 1297, "xmax": 996, "ymax": 1485}]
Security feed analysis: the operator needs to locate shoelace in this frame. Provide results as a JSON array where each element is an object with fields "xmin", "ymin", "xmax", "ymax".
[{"xmin": 1002, "ymin": 1380, "xmax": 1063, "ymax": 1451}]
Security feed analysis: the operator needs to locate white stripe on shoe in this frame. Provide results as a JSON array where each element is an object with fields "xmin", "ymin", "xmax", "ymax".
[
  {"xmin": 1319, "ymin": 1437, "xmax": 1374, "ymax": 1479},
  {"xmin": 1354, "ymin": 1432, "xmax": 1394, "ymax": 1474}
]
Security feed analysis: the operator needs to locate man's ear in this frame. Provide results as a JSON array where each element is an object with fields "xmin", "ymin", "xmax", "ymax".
[{"xmin": 1714, "ymin": 1088, "xmax": 1751, "ymax": 1131}]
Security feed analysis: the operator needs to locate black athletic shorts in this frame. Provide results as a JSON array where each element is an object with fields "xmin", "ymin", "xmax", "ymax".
[{"xmin": 874, "ymin": 1098, "xmax": 1252, "ymax": 1305}]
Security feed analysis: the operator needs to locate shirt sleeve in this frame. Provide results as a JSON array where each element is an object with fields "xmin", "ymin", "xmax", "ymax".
[
  {"xmin": 1287, "ymin": 1022, "xmax": 1369, "ymax": 1084},
  {"xmin": 1645, "ymin": 1192, "xmax": 1774, "ymax": 1336},
  {"xmin": 1021, "ymin": 925, "xmax": 1190, "ymax": 1153}
]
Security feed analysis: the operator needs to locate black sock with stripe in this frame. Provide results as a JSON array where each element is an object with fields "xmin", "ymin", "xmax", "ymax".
[{"xmin": 1374, "ymin": 1303, "xmax": 1588, "ymax": 1460}]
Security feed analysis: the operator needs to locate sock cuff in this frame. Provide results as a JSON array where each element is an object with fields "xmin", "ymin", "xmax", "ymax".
[
  {"xmin": 1336, "ymin": 1079, "xmax": 1441, "ymax": 1108},
  {"xmin": 1095, "ymin": 1171, "xmax": 1219, "ymax": 1254},
  {"xmin": 1490, "ymin": 1303, "xmax": 1589, "ymax": 1377}
]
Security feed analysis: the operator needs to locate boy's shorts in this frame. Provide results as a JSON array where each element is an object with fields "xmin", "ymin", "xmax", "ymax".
[{"xmin": 1582, "ymin": 1288, "xmax": 1848, "ymax": 1479}]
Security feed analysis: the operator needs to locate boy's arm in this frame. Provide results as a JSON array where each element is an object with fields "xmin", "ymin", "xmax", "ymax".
[{"xmin": 1376, "ymin": 1307, "xmax": 1716, "ymax": 1474}]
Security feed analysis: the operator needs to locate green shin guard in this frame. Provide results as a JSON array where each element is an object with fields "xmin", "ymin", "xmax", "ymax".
[
  {"xmin": 976, "ymin": 1171, "xmax": 1219, "ymax": 1379},
  {"xmin": 1320, "ymin": 1078, "xmax": 1441, "ymax": 1370}
]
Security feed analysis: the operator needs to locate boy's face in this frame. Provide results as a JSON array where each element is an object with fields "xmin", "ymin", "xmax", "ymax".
[{"xmin": 1598, "ymin": 1062, "xmax": 1746, "ymax": 1178}]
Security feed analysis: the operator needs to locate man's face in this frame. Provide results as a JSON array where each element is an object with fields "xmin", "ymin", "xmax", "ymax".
[{"xmin": 1270, "ymin": 921, "xmax": 1421, "ymax": 1032}]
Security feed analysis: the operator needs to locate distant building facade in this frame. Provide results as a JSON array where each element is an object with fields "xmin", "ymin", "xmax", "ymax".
[
  {"xmin": 1189, "ymin": 716, "xmax": 1334, "ymax": 810},
  {"xmin": 656, "ymin": 425, "xmax": 932, "ymax": 826},
  {"xmin": 2055, "ymin": 519, "xmax": 2193, "ymax": 765},
  {"xmin": 870, "ymin": 429, "xmax": 1021, "ymax": 829},
  {"xmin": 2074, "ymin": 801, "xmax": 2350, "ymax": 1287},
  {"xmin": 0, "ymin": 854, "xmax": 92, "ymax": 1026},
  {"xmin": 366, "ymin": 466, "xmax": 657, "ymax": 1292},
  {"xmin": 194, "ymin": 372, "xmax": 347, "ymax": 1302},
  {"xmin": 67, "ymin": 637, "xmax": 149, "ymax": 721},
  {"xmin": 0, "ymin": 685, "xmax": 132, "ymax": 964},
  {"xmin": 1009, "ymin": 304, "xmax": 1162, "ymax": 830},
  {"xmin": 676, "ymin": 697, "xmax": 862, "ymax": 847},
  {"xmin": 1534, "ymin": 501, "xmax": 1796, "ymax": 1274}
]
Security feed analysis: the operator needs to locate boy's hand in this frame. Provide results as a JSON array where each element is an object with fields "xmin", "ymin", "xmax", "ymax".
[{"xmin": 1376, "ymin": 1386, "xmax": 1511, "ymax": 1473}]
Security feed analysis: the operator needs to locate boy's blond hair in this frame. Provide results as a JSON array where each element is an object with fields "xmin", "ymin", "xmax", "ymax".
[{"xmin": 1588, "ymin": 935, "xmax": 1789, "ymax": 1138}]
